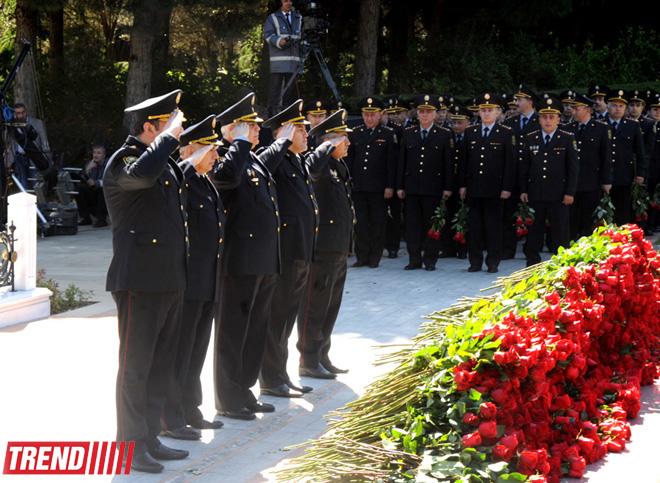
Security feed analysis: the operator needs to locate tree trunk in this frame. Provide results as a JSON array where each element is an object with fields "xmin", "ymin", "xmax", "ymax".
[
  {"xmin": 13, "ymin": 0, "xmax": 38, "ymax": 115},
  {"xmin": 48, "ymin": 7, "xmax": 64, "ymax": 72},
  {"xmin": 385, "ymin": 3, "xmax": 415, "ymax": 93},
  {"xmin": 123, "ymin": 0, "xmax": 159, "ymax": 131},
  {"xmin": 150, "ymin": 0, "xmax": 173, "ymax": 94},
  {"xmin": 353, "ymin": 0, "xmax": 380, "ymax": 97}
]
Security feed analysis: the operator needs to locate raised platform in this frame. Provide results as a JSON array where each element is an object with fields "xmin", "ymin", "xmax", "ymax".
[{"xmin": 0, "ymin": 287, "xmax": 52, "ymax": 328}]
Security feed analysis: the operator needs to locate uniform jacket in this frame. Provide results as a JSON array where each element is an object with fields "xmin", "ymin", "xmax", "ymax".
[
  {"xmin": 520, "ymin": 129, "xmax": 579, "ymax": 202},
  {"xmin": 608, "ymin": 118, "xmax": 646, "ymax": 185},
  {"xmin": 397, "ymin": 124, "xmax": 454, "ymax": 195},
  {"xmin": 345, "ymin": 123, "xmax": 397, "ymax": 192},
  {"xmin": 306, "ymin": 142, "xmax": 355, "ymax": 253},
  {"xmin": 631, "ymin": 116, "xmax": 657, "ymax": 166},
  {"xmin": 264, "ymin": 9, "xmax": 302, "ymax": 73},
  {"xmin": 650, "ymin": 119, "xmax": 660, "ymax": 181},
  {"xmin": 212, "ymin": 138, "xmax": 289, "ymax": 276},
  {"xmin": 263, "ymin": 148, "xmax": 319, "ymax": 262},
  {"xmin": 503, "ymin": 112, "xmax": 540, "ymax": 186},
  {"xmin": 179, "ymin": 162, "xmax": 224, "ymax": 302},
  {"xmin": 451, "ymin": 132, "xmax": 466, "ymax": 192},
  {"xmin": 565, "ymin": 118, "xmax": 613, "ymax": 192},
  {"xmin": 104, "ymin": 133, "xmax": 189, "ymax": 292},
  {"xmin": 459, "ymin": 123, "xmax": 515, "ymax": 198}
]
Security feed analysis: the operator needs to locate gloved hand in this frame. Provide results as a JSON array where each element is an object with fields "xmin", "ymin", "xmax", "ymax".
[
  {"xmin": 232, "ymin": 121, "xmax": 250, "ymax": 139},
  {"xmin": 276, "ymin": 122, "xmax": 296, "ymax": 141}
]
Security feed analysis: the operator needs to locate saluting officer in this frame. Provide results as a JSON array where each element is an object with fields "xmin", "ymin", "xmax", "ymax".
[
  {"xmin": 297, "ymin": 110, "xmax": 354, "ymax": 379},
  {"xmin": 397, "ymin": 94, "xmax": 454, "ymax": 271},
  {"xmin": 103, "ymin": 90, "xmax": 189, "ymax": 473},
  {"xmin": 345, "ymin": 97, "xmax": 397, "ymax": 268},
  {"xmin": 566, "ymin": 92, "xmax": 613, "ymax": 239},
  {"xmin": 161, "ymin": 116, "xmax": 226, "ymax": 442},
  {"xmin": 605, "ymin": 89, "xmax": 646, "ymax": 225},
  {"xmin": 258, "ymin": 100, "xmax": 329, "ymax": 398},
  {"xmin": 520, "ymin": 94, "xmax": 579, "ymax": 267},
  {"xmin": 211, "ymin": 93, "xmax": 290, "ymax": 421},
  {"xmin": 458, "ymin": 93, "xmax": 515, "ymax": 274},
  {"xmin": 502, "ymin": 83, "xmax": 540, "ymax": 259}
]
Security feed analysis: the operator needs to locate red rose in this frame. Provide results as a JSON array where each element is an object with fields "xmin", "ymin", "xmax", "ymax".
[
  {"xmin": 478, "ymin": 420, "xmax": 498, "ymax": 439},
  {"xmin": 490, "ymin": 388, "xmax": 508, "ymax": 404},
  {"xmin": 462, "ymin": 431, "xmax": 482, "ymax": 448},
  {"xmin": 463, "ymin": 412, "xmax": 480, "ymax": 427},
  {"xmin": 567, "ymin": 455, "xmax": 586, "ymax": 477},
  {"xmin": 492, "ymin": 444, "xmax": 514, "ymax": 462},
  {"xmin": 516, "ymin": 217, "xmax": 524, "ymax": 226},
  {"xmin": 518, "ymin": 450, "xmax": 540, "ymax": 474},
  {"xmin": 526, "ymin": 217, "xmax": 533, "ymax": 226},
  {"xmin": 479, "ymin": 402, "xmax": 497, "ymax": 420},
  {"xmin": 516, "ymin": 228, "xmax": 524, "ymax": 237},
  {"xmin": 500, "ymin": 433, "xmax": 519, "ymax": 449},
  {"xmin": 427, "ymin": 229, "xmax": 435, "ymax": 238}
]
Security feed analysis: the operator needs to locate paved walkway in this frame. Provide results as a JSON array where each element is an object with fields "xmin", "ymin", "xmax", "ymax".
[{"xmin": 1, "ymin": 226, "xmax": 659, "ymax": 482}]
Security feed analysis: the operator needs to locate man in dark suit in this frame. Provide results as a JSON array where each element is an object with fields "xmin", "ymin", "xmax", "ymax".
[
  {"xmin": 605, "ymin": 89, "xmax": 646, "ymax": 225},
  {"xmin": 161, "ymin": 115, "xmax": 227, "ymax": 441},
  {"xmin": 397, "ymin": 94, "xmax": 454, "ymax": 271},
  {"xmin": 103, "ymin": 90, "xmax": 190, "ymax": 473},
  {"xmin": 345, "ymin": 97, "xmax": 397, "ymax": 268},
  {"xmin": 258, "ymin": 100, "xmax": 327, "ymax": 397},
  {"xmin": 458, "ymin": 93, "xmax": 515, "ymax": 274},
  {"xmin": 211, "ymin": 93, "xmax": 291, "ymax": 421},
  {"xmin": 502, "ymin": 84, "xmax": 540, "ymax": 259},
  {"xmin": 520, "ymin": 94, "xmax": 579, "ymax": 267},
  {"xmin": 566, "ymin": 92, "xmax": 612, "ymax": 239},
  {"xmin": 297, "ymin": 110, "xmax": 354, "ymax": 379}
]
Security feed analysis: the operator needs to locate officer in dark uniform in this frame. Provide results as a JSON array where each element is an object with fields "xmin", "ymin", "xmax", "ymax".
[
  {"xmin": 381, "ymin": 95, "xmax": 406, "ymax": 258},
  {"xmin": 211, "ymin": 93, "xmax": 291, "ymax": 420},
  {"xmin": 345, "ymin": 97, "xmax": 397, "ymax": 268},
  {"xmin": 605, "ymin": 89, "xmax": 646, "ymax": 225},
  {"xmin": 258, "ymin": 100, "xmax": 333, "ymax": 397},
  {"xmin": 566, "ymin": 92, "xmax": 613, "ymax": 239},
  {"xmin": 103, "ymin": 90, "xmax": 190, "ymax": 473},
  {"xmin": 397, "ymin": 94, "xmax": 454, "ymax": 271},
  {"xmin": 645, "ymin": 89, "xmax": 660, "ymax": 232},
  {"xmin": 559, "ymin": 90, "xmax": 576, "ymax": 124},
  {"xmin": 502, "ymin": 83, "xmax": 540, "ymax": 259},
  {"xmin": 304, "ymin": 99, "xmax": 329, "ymax": 152},
  {"xmin": 458, "ymin": 93, "xmax": 515, "ymax": 274},
  {"xmin": 435, "ymin": 95, "xmax": 453, "ymax": 129},
  {"xmin": 588, "ymin": 84, "xmax": 611, "ymax": 121},
  {"xmin": 161, "ymin": 116, "xmax": 226, "ymax": 442},
  {"xmin": 520, "ymin": 94, "xmax": 579, "ymax": 267},
  {"xmin": 297, "ymin": 110, "xmax": 354, "ymax": 379}
]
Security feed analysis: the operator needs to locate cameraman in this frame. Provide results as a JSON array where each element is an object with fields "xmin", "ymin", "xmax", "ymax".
[
  {"xmin": 4, "ymin": 103, "xmax": 51, "ymax": 190},
  {"xmin": 77, "ymin": 145, "xmax": 109, "ymax": 227},
  {"xmin": 264, "ymin": 0, "xmax": 302, "ymax": 116}
]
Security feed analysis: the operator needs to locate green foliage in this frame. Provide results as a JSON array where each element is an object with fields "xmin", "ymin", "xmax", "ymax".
[{"xmin": 37, "ymin": 269, "xmax": 93, "ymax": 314}]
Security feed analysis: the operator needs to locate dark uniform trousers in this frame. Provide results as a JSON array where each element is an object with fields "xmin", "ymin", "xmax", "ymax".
[
  {"xmin": 467, "ymin": 197, "xmax": 503, "ymax": 270},
  {"xmin": 297, "ymin": 251, "xmax": 348, "ymax": 368},
  {"xmin": 526, "ymin": 201, "xmax": 569, "ymax": 265},
  {"xmin": 353, "ymin": 192, "xmax": 388, "ymax": 265},
  {"xmin": 215, "ymin": 274, "xmax": 278, "ymax": 412},
  {"xmin": 610, "ymin": 185, "xmax": 632, "ymax": 226},
  {"xmin": 569, "ymin": 191, "xmax": 601, "ymax": 239},
  {"xmin": 405, "ymin": 195, "xmax": 443, "ymax": 267},
  {"xmin": 260, "ymin": 259, "xmax": 311, "ymax": 388},
  {"xmin": 385, "ymin": 196, "xmax": 403, "ymax": 253},
  {"xmin": 114, "ymin": 290, "xmax": 183, "ymax": 455}
]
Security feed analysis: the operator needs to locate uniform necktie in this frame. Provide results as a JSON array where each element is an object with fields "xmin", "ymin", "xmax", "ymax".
[
  {"xmin": 285, "ymin": 13, "xmax": 292, "ymax": 30},
  {"xmin": 612, "ymin": 121, "xmax": 618, "ymax": 131},
  {"xmin": 521, "ymin": 117, "xmax": 528, "ymax": 130},
  {"xmin": 421, "ymin": 129, "xmax": 427, "ymax": 140},
  {"xmin": 483, "ymin": 127, "xmax": 489, "ymax": 139},
  {"xmin": 578, "ymin": 123, "xmax": 585, "ymax": 135},
  {"xmin": 457, "ymin": 134, "xmax": 462, "ymax": 143},
  {"xmin": 544, "ymin": 134, "xmax": 551, "ymax": 147}
]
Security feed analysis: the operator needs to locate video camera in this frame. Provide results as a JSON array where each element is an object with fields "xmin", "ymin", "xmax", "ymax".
[{"xmin": 293, "ymin": 0, "xmax": 331, "ymax": 45}]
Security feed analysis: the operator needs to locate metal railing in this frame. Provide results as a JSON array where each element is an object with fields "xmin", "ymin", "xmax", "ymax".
[{"xmin": 0, "ymin": 222, "xmax": 17, "ymax": 291}]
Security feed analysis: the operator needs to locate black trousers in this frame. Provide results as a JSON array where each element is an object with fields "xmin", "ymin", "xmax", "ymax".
[
  {"xmin": 260, "ymin": 260, "xmax": 311, "ymax": 389},
  {"xmin": 404, "ymin": 194, "xmax": 442, "ymax": 267},
  {"xmin": 526, "ymin": 200, "xmax": 569, "ymax": 266},
  {"xmin": 268, "ymin": 72, "xmax": 297, "ymax": 116},
  {"xmin": 385, "ymin": 196, "xmax": 403, "ymax": 253},
  {"xmin": 353, "ymin": 191, "xmax": 388, "ymax": 265},
  {"xmin": 76, "ymin": 183, "xmax": 107, "ymax": 220},
  {"xmin": 297, "ymin": 251, "xmax": 348, "ymax": 368},
  {"xmin": 467, "ymin": 197, "xmax": 503, "ymax": 270},
  {"xmin": 214, "ymin": 274, "xmax": 277, "ymax": 412},
  {"xmin": 610, "ymin": 185, "xmax": 632, "ymax": 226},
  {"xmin": 569, "ymin": 190, "xmax": 600, "ymax": 240},
  {"xmin": 113, "ymin": 290, "xmax": 183, "ymax": 455},
  {"xmin": 501, "ymin": 188, "xmax": 520, "ymax": 258},
  {"xmin": 440, "ymin": 194, "xmax": 467, "ymax": 257},
  {"xmin": 162, "ymin": 299, "xmax": 216, "ymax": 429}
]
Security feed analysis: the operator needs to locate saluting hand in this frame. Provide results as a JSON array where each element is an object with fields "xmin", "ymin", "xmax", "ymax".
[
  {"xmin": 163, "ymin": 109, "xmax": 185, "ymax": 139},
  {"xmin": 277, "ymin": 122, "xmax": 296, "ymax": 141},
  {"xmin": 329, "ymin": 135, "xmax": 346, "ymax": 147},
  {"xmin": 232, "ymin": 121, "xmax": 250, "ymax": 139}
]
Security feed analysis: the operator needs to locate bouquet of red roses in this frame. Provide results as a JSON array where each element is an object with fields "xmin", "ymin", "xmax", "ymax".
[
  {"xmin": 452, "ymin": 200, "xmax": 469, "ymax": 245},
  {"xmin": 513, "ymin": 202, "xmax": 534, "ymax": 237},
  {"xmin": 428, "ymin": 199, "xmax": 448, "ymax": 240}
]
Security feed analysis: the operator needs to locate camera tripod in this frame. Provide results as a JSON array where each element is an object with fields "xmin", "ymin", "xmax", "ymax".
[{"xmin": 278, "ymin": 40, "xmax": 341, "ymax": 111}]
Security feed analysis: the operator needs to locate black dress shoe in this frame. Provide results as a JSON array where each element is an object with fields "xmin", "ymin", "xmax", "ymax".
[
  {"xmin": 388, "ymin": 250, "xmax": 398, "ymax": 259},
  {"xmin": 129, "ymin": 453, "xmax": 164, "ymax": 473},
  {"xmin": 246, "ymin": 401, "xmax": 275, "ymax": 413},
  {"xmin": 78, "ymin": 217, "xmax": 92, "ymax": 226},
  {"xmin": 438, "ymin": 252, "xmax": 453, "ymax": 259},
  {"xmin": 161, "ymin": 426, "xmax": 201, "ymax": 440},
  {"xmin": 369, "ymin": 262, "xmax": 379, "ymax": 268},
  {"xmin": 467, "ymin": 266, "xmax": 481, "ymax": 272},
  {"xmin": 321, "ymin": 361, "xmax": 349, "ymax": 374},
  {"xmin": 148, "ymin": 443, "xmax": 189, "ymax": 461},
  {"xmin": 487, "ymin": 267, "xmax": 498, "ymax": 274},
  {"xmin": 351, "ymin": 261, "xmax": 368, "ymax": 267},
  {"xmin": 217, "ymin": 408, "xmax": 256, "ymax": 420},
  {"xmin": 261, "ymin": 384, "xmax": 303, "ymax": 398},
  {"xmin": 300, "ymin": 364, "xmax": 337, "ymax": 379},
  {"xmin": 404, "ymin": 263, "xmax": 422, "ymax": 270},
  {"xmin": 286, "ymin": 380, "xmax": 313, "ymax": 393},
  {"xmin": 188, "ymin": 418, "xmax": 224, "ymax": 430},
  {"xmin": 425, "ymin": 265, "xmax": 436, "ymax": 271}
]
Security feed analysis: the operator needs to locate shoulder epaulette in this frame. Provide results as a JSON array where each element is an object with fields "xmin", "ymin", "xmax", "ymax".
[
  {"xmin": 558, "ymin": 129, "xmax": 573, "ymax": 136},
  {"xmin": 499, "ymin": 124, "xmax": 512, "ymax": 130}
]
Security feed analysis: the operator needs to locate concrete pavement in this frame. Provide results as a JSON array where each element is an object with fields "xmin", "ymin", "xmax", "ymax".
[{"xmin": 1, "ymin": 225, "xmax": 659, "ymax": 482}]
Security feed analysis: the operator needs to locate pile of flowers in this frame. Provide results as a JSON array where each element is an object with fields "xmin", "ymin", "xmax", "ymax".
[{"xmin": 278, "ymin": 225, "xmax": 660, "ymax": 483}]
